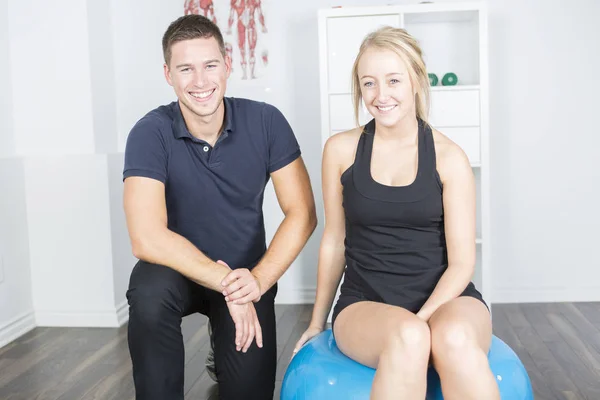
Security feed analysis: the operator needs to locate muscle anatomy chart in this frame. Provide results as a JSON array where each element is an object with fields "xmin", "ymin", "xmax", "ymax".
[{"xmin": 183, "ymin": 0, "xmax": 270, "ymax": 81}]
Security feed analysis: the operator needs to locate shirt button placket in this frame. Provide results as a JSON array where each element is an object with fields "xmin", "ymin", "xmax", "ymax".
[{"xmin": 202, "ymin": 144, "xmax": 213, "ymax": 164}]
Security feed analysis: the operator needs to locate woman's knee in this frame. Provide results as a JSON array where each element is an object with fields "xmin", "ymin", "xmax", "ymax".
[
  {"xmin": 431, "ymin": 320, "xmax": 479, "ymax": 360},
  {"xmin": 383, "ymin": 316, "xmax": 431, "ymax": 359}
]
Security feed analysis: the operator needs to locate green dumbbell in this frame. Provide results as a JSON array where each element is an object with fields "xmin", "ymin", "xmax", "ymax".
[
  {"xmin": 428, "ymin": 73, "xmax": 438, "ymax": 86},
  {"xmin": 442, "ymin": 72, "xmax": 458, "ymax": 86}
]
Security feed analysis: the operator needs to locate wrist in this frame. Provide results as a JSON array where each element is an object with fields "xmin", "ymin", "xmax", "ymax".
[
  {"xmin": 215, "ymin": 262, "xmax": 232, "ymax": 290},
  {"xmin": 309, "ymin": 320, "xmax": 325, "ymax": 330},
  {"xmin": 252, "ymin": 271, "xmax": 269, "ymax": 296},
  {"xmin": 226, "ymin": 301, "xmax": 242, "ymax": 311}
]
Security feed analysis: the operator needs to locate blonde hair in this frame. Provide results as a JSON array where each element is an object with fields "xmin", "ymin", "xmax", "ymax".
[{"xmin": 351, "ymin": 26, "xmax": 430, "ymax": 127}]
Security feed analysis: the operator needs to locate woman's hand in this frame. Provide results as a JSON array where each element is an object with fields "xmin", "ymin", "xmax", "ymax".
[{"xmin": 292, "ymin": 325, "xmax": 324, "ymax": 358}]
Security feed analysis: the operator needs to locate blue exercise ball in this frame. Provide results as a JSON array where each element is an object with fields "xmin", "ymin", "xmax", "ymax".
[{"xmin": 281, "ymin": 329, "xmax": 533, "ymax": 400}]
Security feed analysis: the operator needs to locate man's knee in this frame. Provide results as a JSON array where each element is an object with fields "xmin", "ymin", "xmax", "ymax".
[{"xmin": 127, "ymin": 262, "xmax": 186, "ymax": 330}]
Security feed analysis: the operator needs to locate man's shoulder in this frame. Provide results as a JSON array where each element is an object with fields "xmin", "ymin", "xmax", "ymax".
[
  {"xmin": 130, "ymin": 101, "xmax": 178, "ymax": 137},
  {"xmin": 228, "ymin": 97, "xmax": 280, "ymax": 117},
  {"xmin": 138, "ymin": 101, "xmax": 178, "ymax": 126}
]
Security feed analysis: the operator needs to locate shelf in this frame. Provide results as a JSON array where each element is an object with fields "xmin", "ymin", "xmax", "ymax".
[{"xmin": 405, "ymin": 10, "xmax": 481, "ymax": 87}]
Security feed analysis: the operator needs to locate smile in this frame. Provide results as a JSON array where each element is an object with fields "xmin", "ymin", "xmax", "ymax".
[
  {"xmin": 189, "ymin": 89, "xmax": 215, "ymax": 101},
  {"xmin": 376, "ymin": 105, "xmax": 397, "ymax": 112}
]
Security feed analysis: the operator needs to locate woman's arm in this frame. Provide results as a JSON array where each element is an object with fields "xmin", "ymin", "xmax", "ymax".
[
  {"xmin": 307, "ymin": 134, "xmax": 351, "ymax": 329},
  {"xmin": 293, "ymin": 130, "xmax": 359, "ymax": 353},
  {"xmin": 417, "ymin": 135, "xmax": 477, "ymax": 321}
]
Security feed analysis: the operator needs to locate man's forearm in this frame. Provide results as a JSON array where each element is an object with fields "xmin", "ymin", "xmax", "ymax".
[
  {"xmin": 133, "ymin": 228, "xmax": 231, "ymax": 292},
  {"xmin": 251, "ymin": 210, "xmax": 317, "ymax": 293}
]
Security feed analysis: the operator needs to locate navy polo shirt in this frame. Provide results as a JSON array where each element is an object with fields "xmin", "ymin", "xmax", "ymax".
[{"xmin": 123, "ymin": 97, "xmax": 301, "ymax": 270}]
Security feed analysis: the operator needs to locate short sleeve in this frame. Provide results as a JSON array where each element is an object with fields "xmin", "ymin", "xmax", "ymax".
[
  {"xmin": 266, "ymin": 105, "xmax": 301, "ymax": 173},
  {"xmin": 123, "ymin": 116, "xmax": 168, "ymax": 183}
]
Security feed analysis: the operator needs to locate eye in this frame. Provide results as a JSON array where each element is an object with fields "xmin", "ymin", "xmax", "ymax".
[
  {"xmin": 206, "ymin": 64, "xmax": 217, "ymax": 70},
  {"xmin": 363, "ymin": 81, "xmax": 374, "ymax": 88},
  {"xmin": 180, "ymin": 68, "xmax": 191, "ymax": 73},
  {"xmin": 390, "ymin": 78, "xmax": 400, "ymax": 84}
]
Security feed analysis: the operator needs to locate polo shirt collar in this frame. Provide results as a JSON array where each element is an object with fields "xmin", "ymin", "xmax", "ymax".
[{"xmin": 172, "ymin": 97, "xmax": 234, "ymax": 140}]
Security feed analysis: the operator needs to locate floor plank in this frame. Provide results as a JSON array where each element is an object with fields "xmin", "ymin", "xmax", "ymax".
[
  {"xmin": 515, "ymin": 304, "xmax": 584, "ymax": 397},
  {"xmin": 574, "ymin": 303, "xmax": 600, "ymax": 328},
  {"xmin": 543, "ymin": 304, "xmax": 600, "ymax": 400}
]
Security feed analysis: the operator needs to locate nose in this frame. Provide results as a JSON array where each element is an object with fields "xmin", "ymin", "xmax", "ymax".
[
  {"xmin": 376, "ymin": 85, "xmax": 391, "ymax": 103},
  {"xmin": 195, "ymin": 69, "xmax": 208, "ymax": 88}
]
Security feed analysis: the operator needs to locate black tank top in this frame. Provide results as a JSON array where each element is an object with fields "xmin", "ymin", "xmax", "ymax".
[{"xmin": 340, "ymin": 118, "xmax": 449, "ymax": 312}]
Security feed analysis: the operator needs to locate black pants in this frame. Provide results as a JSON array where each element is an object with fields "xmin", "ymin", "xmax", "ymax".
[{"xmin": 126, "ymin": 261, "xmax": 278, "ymax": 400}]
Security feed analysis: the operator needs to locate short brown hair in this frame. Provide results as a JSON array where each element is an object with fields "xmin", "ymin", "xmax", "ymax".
[{"xmin": 162, "ymin": 14, "xmax": 226, "ymax": 65}]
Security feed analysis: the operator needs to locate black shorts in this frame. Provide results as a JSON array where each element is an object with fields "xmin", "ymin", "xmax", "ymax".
[{"xmin": 331, "ymin": 281, "xmax": 488, "ymax": 329}]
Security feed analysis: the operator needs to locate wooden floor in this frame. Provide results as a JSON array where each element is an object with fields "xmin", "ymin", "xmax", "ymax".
[{"xmin": 0, "ymin": 302, "xmax": 599, "ymax": 400}]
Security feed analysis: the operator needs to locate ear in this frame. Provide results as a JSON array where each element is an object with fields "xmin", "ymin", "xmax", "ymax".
[
  {"xmin": 224, "ymin": 54, "xmax": 232, "ymax": 79},
  {"xmin": 164, "ymin": 63, "xmax": 174, "ymax": 86}
]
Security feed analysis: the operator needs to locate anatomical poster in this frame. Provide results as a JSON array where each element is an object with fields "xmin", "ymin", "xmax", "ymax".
[{"xmin": 184, "ymin": 0, "xmax": 270, "ymax": 81}]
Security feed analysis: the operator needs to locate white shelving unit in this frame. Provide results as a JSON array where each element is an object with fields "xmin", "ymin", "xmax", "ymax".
[{"xmin": 317, "ymin": 2, "xmax": 491, "ymax": 316}]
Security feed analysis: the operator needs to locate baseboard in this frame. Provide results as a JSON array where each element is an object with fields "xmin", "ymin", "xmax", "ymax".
[
  {"xmin": 275, "ymin": 287, "xmax": 316, "ymax": 304},
  {"xmin": 116, "ymin": 300, "xmax": 129, "ymax": 326},
  {"xmin": 493, "ymin": 285, "xmax": 600, "ymax": 304},
  {"xmin": 35, "ymin": 309, "xmax": 121, "ymax": 327},
  {"xmin": 0, "ymin": 311, "xmax": 36, "ymax": 349}
]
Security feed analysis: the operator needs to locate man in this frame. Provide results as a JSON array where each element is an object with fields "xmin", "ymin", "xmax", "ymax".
[{"xmin": 123, "ymin": 14, "xmax": 317, "ymax": 400}]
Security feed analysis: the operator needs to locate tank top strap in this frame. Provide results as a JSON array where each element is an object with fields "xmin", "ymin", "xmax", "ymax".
[
  {"xmin": 350, "ymin": 119, "xmax": 375, "ymax": 171},
  {"xmin": 417, "ymin": 118, "xmax": 437, "ymax": 178}
]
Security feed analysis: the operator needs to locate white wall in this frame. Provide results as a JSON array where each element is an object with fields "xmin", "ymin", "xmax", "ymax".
[
  {"xmin": 24, "ymin": 156, "xmax": 116, "ymax": 326},
  {"xmin": 0, "ymin": 159, "xmax": 34, "ymax": 348},
  {"xmin": 487, "ymin": 0, "xmax": 600, "ymax": 302},
  {"xmin": 107, "ymin": 153, "xmax": 137, "ymax": 323},
  {"xmin": 87, "ymin": 0, "xmax": 119, "ymax": 154},
  {"xmin": 8, "ymin": 0, "xmax": 95, "ymax": 156},
  {"xmin": 89, "ymin": 0, "xmax": 134, "ymax": 322},
  {"xmin": 0, "ymin": 0, "xmax": 35, "ymax": 348},
  {"xmin": 0, "ymin": 0, "xmax": 14, "ymax": 158}
]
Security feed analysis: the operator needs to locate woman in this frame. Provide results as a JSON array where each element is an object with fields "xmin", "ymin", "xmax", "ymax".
[{"xmin": 293, "ymin": 26, "xmax": 500, "ymax": 399}]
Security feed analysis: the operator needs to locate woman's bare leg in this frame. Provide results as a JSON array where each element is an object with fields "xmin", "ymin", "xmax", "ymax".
[
  {"xmin": 429, "ymin": 297, "xmax": 500, "ymax": 400},
  {"xmin": 333, "ymin": 301, "xmax": 431, "ymax": 400}
]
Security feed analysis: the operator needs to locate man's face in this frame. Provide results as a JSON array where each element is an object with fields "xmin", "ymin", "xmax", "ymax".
[{"xmin": 164, "ymin": 37, "xmax": 231, "ymax": 118}]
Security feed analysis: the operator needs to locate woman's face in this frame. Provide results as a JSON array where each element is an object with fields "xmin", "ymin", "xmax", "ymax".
[{"xmin": 357, "ymin": 47, "xmax": 416, "ymax": 128}]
